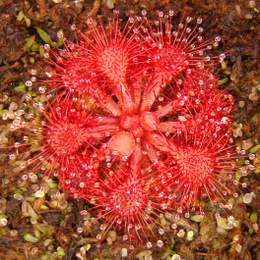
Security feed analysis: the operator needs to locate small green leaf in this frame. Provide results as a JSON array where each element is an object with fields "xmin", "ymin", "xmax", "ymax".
[
  {"xmin": 24, "ymin": 15, "xmax": 31, "ymax": 27},
  {"xmin": 39, "ymin": 45, "xmax": 45, "ymax": 57},
  {"xmin": 0, "ymin": 227, "xmax": 6, "ymax": 235},
  {"xmin": 213, "ymin": 241, "xmax": 220, "ymax": 250},
  {"xmin": 0, "ymin": 109, "xmax": 8, "ymax": 117},
  {"xmin": 216, "ymin": 217, "xmax": 229, "ymax": 230},
  {"xmin": 14, "ymin": 189, "xmax": 23, "ymax": 195},
  {"xmin": 25, "ymin": 35, "xmax": 36, "ymax": 52},
  {"xmin": 29, "ymin": 144, "xmax": 42, "ymax": 151},
  {"xmin": 14, "ymin": 82, "xmax": 26, "ymax": 93},
  {"xmin": 250, "ymin": 211, "xmax": 258, "ymax": 223},
  {"xmin": 46, "ymin": 21, "xmax": 53, "ymax": 27},
  {"xmin": 35, "ymin": 27, "xmax": 52, "ymax": 45},
  {"xmin": 28, "ymin": 90, "xmax": 37, "ymax": 97},
  {"xmin": 17, "ymin": 11, "xmax": 24, "ymax": 22},
  {"xmin": 248, "ymin": 228, "xmax": 253, "ymax": 235},
  {"xmin": 31, "ymin": 43, "xmax": 41, "ymax": 52},
  {"xmin": 250, "ymin": 144, "xmax": 260, "ymax": 154},
  {"xmin": 56, "ymin": 29, "xmax": 64, "ymax": 47},
  {"xmin": 218, "ymin": 78, "xmax": 228, "ymax": 85},
  {"xmin": 23, "ymin": 233, "xmax": 39, "ymax": 243},
  {"xmin": 190, "ymin": 215, "xmax": 204, "ymax": 222},
  {"xmin": 57, "ymin": 248, "xmax": 65, "ymax": 258},
  {"xmin": 34, "ymin": 228, "xmax": 41, "ymax": 239},
  {"xmin": 46, "ymin": 178, "xmax": 58, "ymax": 189}
]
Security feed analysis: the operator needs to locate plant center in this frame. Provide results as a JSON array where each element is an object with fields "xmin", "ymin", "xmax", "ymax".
[
  {"xmin": 109, "ymin": 178, "xmax": 148, "ymax": 218},
  {"xmin": 178, "ymin": 147, "xmax": 214, "ymax": 186},
  {"xmin": 97, "ymin": 45, "xmax": 129, "ymax": 83},
  {"xmin": 48, "ymin": 121, "xmax": 85, "ymax": 156}
]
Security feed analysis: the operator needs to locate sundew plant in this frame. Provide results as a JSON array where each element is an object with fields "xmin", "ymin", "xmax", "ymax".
[{"xmin": 2, "ymin": 10, "xmax": 256, "ymax": 249}]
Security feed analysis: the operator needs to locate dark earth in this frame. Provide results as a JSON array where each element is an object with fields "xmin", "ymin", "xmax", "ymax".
[{"xmin": 0, "ymin": 0, "xmax": 259, "ymax": 259}]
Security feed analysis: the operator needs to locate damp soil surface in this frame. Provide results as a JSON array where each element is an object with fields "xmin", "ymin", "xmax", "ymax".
[{"xmin": 0, "ymin": 0, "xmax": 259, "ymax": 260}]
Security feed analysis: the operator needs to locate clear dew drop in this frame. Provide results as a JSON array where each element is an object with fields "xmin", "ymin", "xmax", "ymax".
[
  {"xmin": 100, "ymin": 224, "xmax": 106, "ymax": 231},
  {"xmin": 141, "ymin": 10, "xmax": 147, "ymax": 16},
  {"xmin": 43, "ymin": 52, "xmax": 49, "ymax": 59},
  {"xmin": 228, "ymin": 204, "xmax": 233, "ymax": 210},
  {"xmin": 233, "ymin": 193, "xmax": 239, "ymax": 198},
  {"xmin": 96, "ymin": 234, "xmax": 102, "ymax": 240},
  {"xmin": 215, "ymin": 36, "xmax": 221, "ymax": 42},
  {"xmin": 197, "ymin": 36, "xmax": 202, "ymax": 42},
  {"xmin": 177, "ymin": 207, "xmax": 182, "ymax": 214},
  {"xmin": 158, "ymin": 228, "xmax": 164, "ymax": 235},
  {"xmin": 129, "ymin": 17, "xmax": 134, "ymax": 23},
  {"xmin": 77, "ymin": 227, "xmax": 83, "ymax": 234},
  {"xmin": 21, "ymin": 174, "xmax": 28, "ymax": 181},
  {"xmin": 57, "ymin": 30, "xmax": 64, "ymax": 39},
  {"xmin": 240, "ymin": 149, "xmax": 246, "ymax": 155},
  {"xmin": 233, "ymin": 180, "xmax": 239, "ymax": 186},
  {"xmin": 169, "ymin": 10, "xmax": 174, "ymax": 16},
  {"xmin": 185, "ymin": 27, "xmax": 191, "ymax": 34},
  {"xmin": 43, "ymin": 44, "xmax": 50, "ymax": 51},
  {"xmin": 158, "ymin": 11, "xmax": 163, "ymax": 18},
  {"xmin": 146, "ymin": 241, "xmax": 152, "ymax": 249},
  {"xmin": 185, "ymin": 212, "xmax": 190, "ymax": 218},
  {"xmin": 248, "ymin": 164, "xmax": 255, "ymax": 171},
  {"xmin": 25, "ymin": 80, "xmax": 32, "ymax": 87},
  {"xmin": 116, "ymin": 219, "xmax": 122, "ymax": 225},
  {"xmin": 45, "ymin": 71, "xmax": 53, "ymax": 78},
  {"xmin": 70, "ymin": 24, "xmax": 76, "ymax": 31},
  {"xmin": 80, "ymin": 210, "xmax": 88, "ymax": 215},
  {"xmin": 242, "ymin": 182, "xmax": 247, "ymax": 188},
  {"xmin": 249, "ymin": 154, "xmax": 255, "ymax": 160},
  {"xmin": 79, "ymin": 182, "xmax": 85, "ymax": 188},
  {"xmin": 14, "ymin": 142, "xmax": 20, "ymax": 148},
  {"xmin": 39, "ymin": 86, "xmax": 46, "ymax": 94},
  {"xmin": 220, "ymin": 53, "xmax": 226, "ymax": 60},
  {"xmin": 30, "ymin": 76, "xmax": 36, "ymax": 82},
  {"xmin": 157, "ymin": 240, "xmax": 164, "ymax": 248},
  {"xmin": 30, "ymin": 69, "xmax": 37, "ymax": 75},
  {"xmin": 197, "ymin": 17, "xmax": 203, "ymax": 24},
  {"xmin": 9, "ymin": 154, "xmax": 15, "ymax": 160},
  {"xmin": 28, "ymin": 172, "xmax": 35, "ymax": 178},
  {"xmin": 171, "ymin": 223, "xmax": 178, "ymax": 230},
  {"xmin": 186, "ymin": 16, "xmax": 192, "ymax": 23}
]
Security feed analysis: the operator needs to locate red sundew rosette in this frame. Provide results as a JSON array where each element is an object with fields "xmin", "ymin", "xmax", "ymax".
[
  {"xmin": 156, "ymin": 89, "xmax": 234, "ymax": 141},
  {"xmin": 60, "ymin": 150, "xmax": 104, "ymax": 200},
  {"xmin": 37, "ymin": 43, "xmax": 122, "ymax": 117},
  {"xmin": 69, "ymin": 12, "xmax": 150, "ymax": 115},
  {"xmin": 144, "ymin": 127, "xmax": 241, "ymax": 216},
  {"xmin": 3, "ymin": 97, "xmax": 120, "ymax": 183},
  {"xmin": 85, "ymin": 161, "xmax": 170, "ymax": 249},
  {"xmin": 145, "ymin": 68, "xmax": 234, "ymax": 144},
  {"xmin": 137, "ymin": 10, "xmax": 226, "ymax": 112}
]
